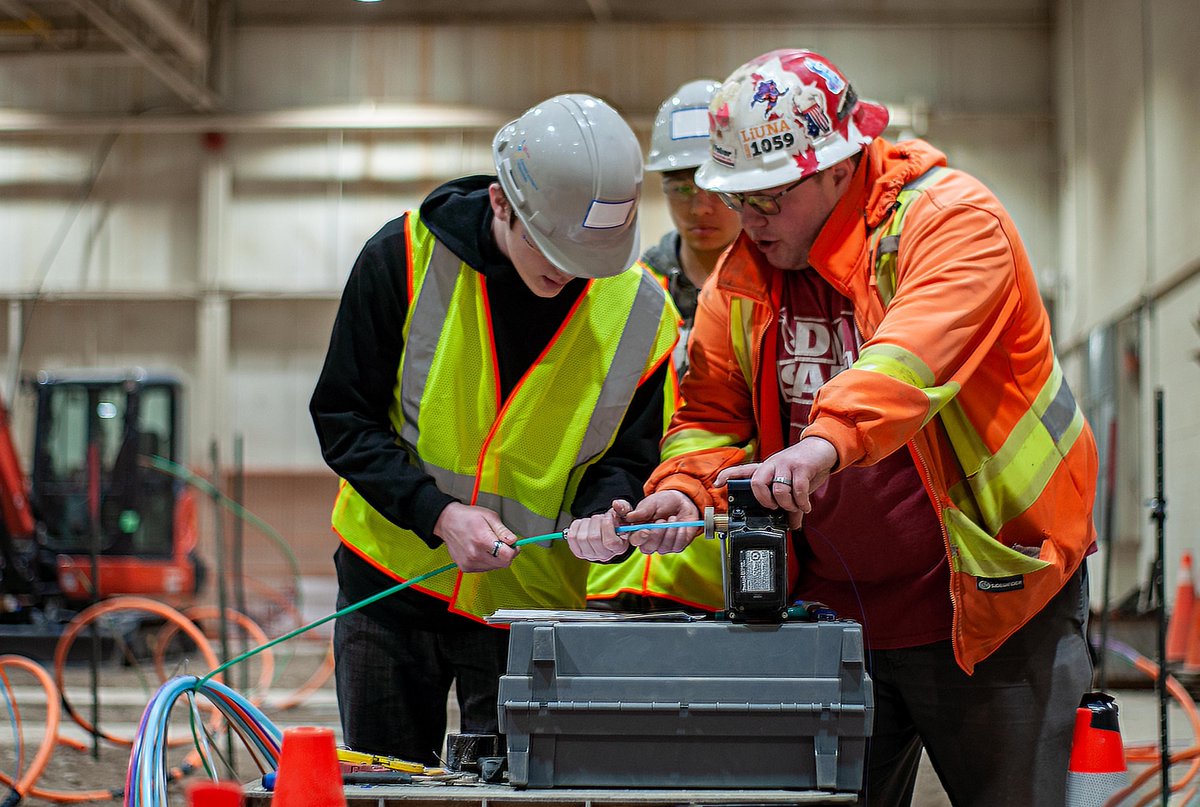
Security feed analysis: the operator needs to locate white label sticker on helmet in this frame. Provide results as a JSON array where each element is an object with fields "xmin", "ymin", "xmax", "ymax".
[
  {"xmin": 583, "ymin": 198, "xmax": 635, "ymax": 230},
  {"xmin": 670, "ymin": 106, "xmax": 710, "ymax": 141}
]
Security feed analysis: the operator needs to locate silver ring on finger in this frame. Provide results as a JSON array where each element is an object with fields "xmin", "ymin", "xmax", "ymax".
[
  {"xmin": 490, "ymin": 539, "xmax": 503, "ymax": 558},
  {"xmin": 771, "ymin": 476, "xmax": 792, "ymax": 487}
]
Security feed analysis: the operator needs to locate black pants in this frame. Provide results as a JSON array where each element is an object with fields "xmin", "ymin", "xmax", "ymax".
[
  {"xmin": 333, "ymin": 593, "xmax": 509, "ymax": 765},
  {"xmin": 862, "ymin": 564, "xmax": 1093, "ymax": 806}
]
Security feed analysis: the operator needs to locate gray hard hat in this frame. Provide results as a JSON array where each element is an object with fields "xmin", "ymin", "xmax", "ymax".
[
  {"xmin": 645, "ymin": 79, "xmax": 722, "ymax": 172},
  {"xmin": 492, "ymin": 94, "xmax": 642, "ymax": 279}
]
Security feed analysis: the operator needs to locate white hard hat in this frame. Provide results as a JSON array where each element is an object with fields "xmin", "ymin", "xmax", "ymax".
[
  {"xmin": 492, "ymin": 94, "xmax": 642, "ymax": 279},
  {"xmin": 695, "ymin": 49, "xmax": 889, "ymax": 194},
  {"xmin": 645, "ymin": 79, "xmax": 722, "ymax": 172}
]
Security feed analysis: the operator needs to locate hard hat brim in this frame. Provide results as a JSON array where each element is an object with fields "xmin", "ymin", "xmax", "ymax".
[{"xmin": 526, "ymin": 218, "xmax": 642, "ymax": 280}]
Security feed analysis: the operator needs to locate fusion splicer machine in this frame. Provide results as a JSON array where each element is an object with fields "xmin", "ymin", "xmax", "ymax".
[
  {"xmin": 703, "ymin": 478, "xmax": 838, "ymax": 624},
  {"xmin": 705, "ymin": 478, "xmax": 792, "ymax": 623}
]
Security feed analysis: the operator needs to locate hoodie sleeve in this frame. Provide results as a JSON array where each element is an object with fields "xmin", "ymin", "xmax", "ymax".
[{"xmin": 309, "ymin": 216, "xmax": 456, "ymax": 548}]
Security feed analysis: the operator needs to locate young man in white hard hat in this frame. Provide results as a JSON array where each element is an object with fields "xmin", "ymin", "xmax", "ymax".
[
  {"xmin": 310, "ymin": 93, "xmax": 678, "ymax": 766},
  {"xmin": 604, "ymin": 49, "xmax": 1099, "ymax": 805},
  {"xmin": 587, "ymin": 79, "xmax": 740, "ymax": 614}
]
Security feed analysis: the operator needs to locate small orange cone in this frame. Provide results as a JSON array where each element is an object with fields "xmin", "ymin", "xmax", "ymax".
[
  {"xmin": 1183, "ymin": 604, "xmax": 1200, "ymax": 675},
  {"xmin": 272, "ymin": 726, "xmax": 347, "ymax": 807},
  {"xmin": 186, "ymin": 780, "xmax": 244, "ymax": 807},
  {"xmin": 1167, "ymin": 551, "xmax": 1196, "ymax": 663},
  {"xmin": 1065, "ymin": 692, "xmax": 1130, "ymax": 807}
]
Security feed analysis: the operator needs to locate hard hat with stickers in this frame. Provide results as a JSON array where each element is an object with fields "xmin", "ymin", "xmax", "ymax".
[{"xmin": 695, "ymin": 49, "xmax": 889, "ymax": 194}]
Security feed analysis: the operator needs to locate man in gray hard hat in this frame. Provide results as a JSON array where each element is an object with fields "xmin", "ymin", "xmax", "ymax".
[
  {"xmin": 641, "ymin": 79, "xmax": 742, "ymax": 378},
  {"xmin": 586, "ymin": 80, "xmax": 741, "ymax": 614},
  {"xmin": 311, "ymin": 93, "xmax": 679, "ymax": 765}
]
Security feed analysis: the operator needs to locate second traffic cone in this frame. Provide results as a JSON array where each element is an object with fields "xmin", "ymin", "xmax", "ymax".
[
  {"xmin": 272, "ymin": 726, "xmax": 347, "ymax": 807},
  {"xmin": 1065, "ymin": 692, "xmax": 1129, "ymax": 807},
  {"xmin": 1167, "ymin": 551, "xmax": 1196, "ymax": 663},
  {"xmin": 1182, "ymin": 599, "xmax": 1200, "ymax": 674},
  {"xmin": 186, "ymin": 780, "xmax": 244, "ymax": 807}
]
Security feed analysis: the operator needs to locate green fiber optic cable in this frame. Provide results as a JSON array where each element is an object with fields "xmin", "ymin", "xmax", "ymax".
[{"xmin": 195, "ymin": 519, "xmax": 706, "ymax": 690}]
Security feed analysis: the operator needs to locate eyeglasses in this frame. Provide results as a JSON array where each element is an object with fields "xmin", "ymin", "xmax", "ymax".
[
  {"xmin": 662, "ymin": 180, "xmax": 701, "ymax": 203},
  {"xmin": 716, "ymin": 174, "xmax": 814, "ymax": 216}
]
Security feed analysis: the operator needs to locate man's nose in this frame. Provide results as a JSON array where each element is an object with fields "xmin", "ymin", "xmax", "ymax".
[{"xmin": 691, "ymin": 189, "xmax": 721, "ymax": 212}]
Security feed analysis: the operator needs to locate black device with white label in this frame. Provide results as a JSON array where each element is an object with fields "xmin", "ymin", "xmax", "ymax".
[{"xmin": 721, "ymin": 479, "xmax": 791, "ymax": 623}]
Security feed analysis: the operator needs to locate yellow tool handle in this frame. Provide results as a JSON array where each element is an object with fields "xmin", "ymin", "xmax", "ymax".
[{"xmin": 336, "ymin": 747, "xmax": 443, "ymax": 774}]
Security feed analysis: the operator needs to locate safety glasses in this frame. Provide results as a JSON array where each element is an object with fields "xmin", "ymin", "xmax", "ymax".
[{"xmin": 716, "ymin": 174, "xmax": 814, "ymax": 216}]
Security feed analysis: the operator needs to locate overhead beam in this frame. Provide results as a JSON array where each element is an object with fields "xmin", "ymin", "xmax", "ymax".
[
  {"xmin": 0, "ymin": 100, "xmax": 934, "ymax": 136},
  {"xmin": 584, "ymin": 0, "xmax": 613, "ymax": 23},
  {"xmin": 120, "ymin": 0, "xmax": 206, "ymax": 65},
  {"xmin": 64, "ymin": 0, "xmax": 216, "ymax": 111},
  {"xmin": 0, "ymin": 102, "xmax": 510, "ymax": 134},
  {"xmin": 0, "ymin": 0, "xmax": 54, "ymax": 42}
]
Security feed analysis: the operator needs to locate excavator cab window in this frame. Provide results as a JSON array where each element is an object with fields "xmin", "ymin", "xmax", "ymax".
[{"xmin": 31, "ymin": 377, "xmax": 179, "ymax": 558}]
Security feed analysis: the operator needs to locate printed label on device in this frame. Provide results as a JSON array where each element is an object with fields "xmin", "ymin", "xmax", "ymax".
[{"xmin": 739, "ymin": 548, "xmax": 775, "ymax": 593}]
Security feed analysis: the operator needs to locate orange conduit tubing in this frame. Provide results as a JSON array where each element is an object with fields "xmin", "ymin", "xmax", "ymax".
[
  {"xmin": 0, "ymin": 655, "xmax": 61, "ymax": 802},
  {"xmin": 53, "ymin": 596, "xmax": 221, "ymax": 747},
  {"xmin": 1101, "ymin": 640, "xmax": 1200, "ymax": 807},
  {"xmin": 0, "ymin": 665, "xmax": 25, "ymax": 781},
  {"xmin": 155, "ymin": 606, "xmax": 275, "ymax": 703}
]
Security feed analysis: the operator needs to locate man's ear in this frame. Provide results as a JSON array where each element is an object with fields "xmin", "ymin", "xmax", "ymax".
[
  {"xmin": 488, "ymin": 183, "xmax": 511, "ymax": 222},
  {"xmin": 827, "ymin": 155, "xmax": 859, "ymax": 195}
]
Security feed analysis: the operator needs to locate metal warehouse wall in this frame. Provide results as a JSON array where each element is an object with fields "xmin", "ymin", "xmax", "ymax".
[{"xmin": 1055, "ymin": 0, "xmax": 1200, "ymax": 608}]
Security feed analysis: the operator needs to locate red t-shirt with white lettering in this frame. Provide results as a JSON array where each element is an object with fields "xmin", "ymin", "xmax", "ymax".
[{"xmin": 778, "ymin": 269, "xmax": 952, "ymax": 649}]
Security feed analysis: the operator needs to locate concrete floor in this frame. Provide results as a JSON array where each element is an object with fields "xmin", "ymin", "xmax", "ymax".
[{"xmin": 912, "ymin": 686, "xmax": 1200, "ymax": 806}]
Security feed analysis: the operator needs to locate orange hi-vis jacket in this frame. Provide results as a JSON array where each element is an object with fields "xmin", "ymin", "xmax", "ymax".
[{"xmin": 648, "ymin": 138, "xmax": 1098, "ymax": 674}]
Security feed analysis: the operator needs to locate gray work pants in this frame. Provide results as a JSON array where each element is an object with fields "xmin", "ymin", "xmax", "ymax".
[
  {"xmin": 862, "ymin": 563, "xmax": 1092, "ymax": 807},
  {"xmin": 333, "ymin": 594, "xmax": 509, "ymax": 766}
]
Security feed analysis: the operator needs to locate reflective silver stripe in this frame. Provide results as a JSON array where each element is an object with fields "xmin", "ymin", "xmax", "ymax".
[
  {"xmin": 400, "ymin": 241, "xmax": 460, "ymax": 447},
  {"xmin": 574, "ymin": 270, "xmax": 666, "ymax": 467},
  {"xmin": 422, "ymin": 461, "xmax": 477, "ymax": 503},
  {"xmin": 1041, "ymin": 375, "xmax": 1077, "ymax": 444},
  {"xmin": 421, "ymin": 462, "xmax": 561, "ymax": 538},
  {"xmin": 476, "ymin": 491, "xmax": 560, "ymax": 538}
]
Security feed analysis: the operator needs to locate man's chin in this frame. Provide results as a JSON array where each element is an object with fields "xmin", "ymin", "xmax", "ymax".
[{"xmin": 755, "ymin": 241, "xmax": 794, "ymax": 270}]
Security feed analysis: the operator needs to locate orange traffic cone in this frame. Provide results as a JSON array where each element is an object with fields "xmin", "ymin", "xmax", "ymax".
[
  {"xmin": 1167, "ymin": 551, "xmax": 1196, "ymax": 663},
  {"xmin": 186, "ymin": 780, "xmax": 244, "ymax": 807},
  {"xmin": 1065, "ymin": 692, "xmax": 1130, "ymax": 807},
  {"xmin": 272, "ymin": 726, "xmax": 347, "ymax": 807},
  {"xmin": 1183, "ymin": 603, "xmax": 1200, "ymax": 675}
]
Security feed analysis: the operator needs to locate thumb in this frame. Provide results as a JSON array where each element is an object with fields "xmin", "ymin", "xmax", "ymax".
[
  {"xmin": 485, "ymin": 512, "xmax": 518, "ymax": 545},
  {"xmin": 715, "ymin": 463, "xmax": 758, "ymax": 487},
  {"xmin": 611, "ymin": 499, "xmax": 633, "ymax": 519}
]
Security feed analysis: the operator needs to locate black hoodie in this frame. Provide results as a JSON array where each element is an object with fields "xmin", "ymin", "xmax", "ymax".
[{"xmin": 310, "ymin": 176, "xmax": 666, "ymax": 628}]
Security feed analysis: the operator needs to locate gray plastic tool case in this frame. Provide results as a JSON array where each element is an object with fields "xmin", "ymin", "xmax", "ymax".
[{"xmin": 498, "ymin": 620, "xmax": 872, "ymax": 791}]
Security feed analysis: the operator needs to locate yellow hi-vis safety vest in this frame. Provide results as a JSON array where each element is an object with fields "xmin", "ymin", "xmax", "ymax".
[
  {"xmin": 586, "ymin": 531, "xmax": 725, "ymax": 611},
  {"xmin": 588, "ymin": 258, "xmax": 721, "ymax": 612},
  {"xmin": 332, "ymin": 212, "xmax": 679, "ymax": 621}
]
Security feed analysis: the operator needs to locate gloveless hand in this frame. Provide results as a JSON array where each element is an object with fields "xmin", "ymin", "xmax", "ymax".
[
  {"xmin": 714, "ymin": 436, "xmax": 838, "ymax": 529},
  {"xmin": 619, "ymin": 491, "xmax": 701, "ymax": 554},
  {"xmin": 433, "ymin": 502, "xmax": 520, "ymax": 572}
]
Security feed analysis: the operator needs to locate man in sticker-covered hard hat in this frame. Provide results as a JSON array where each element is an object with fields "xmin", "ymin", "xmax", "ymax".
[
  {"xmin": 310, "ymin": 93, "xmax": 678, "ymax": 766},
  {"xmin": 606, "ymin": 49, "xmax": 1099, "ymax": 805},
  {"xmin": 586, "ymin": 79, "xmax": 740, "ymax": 615}
]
